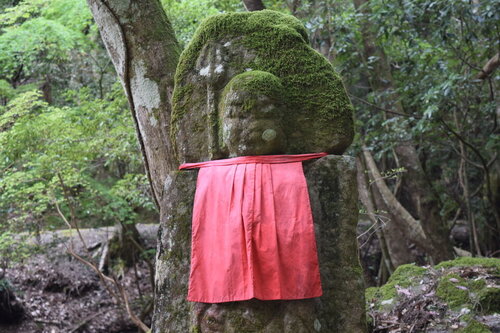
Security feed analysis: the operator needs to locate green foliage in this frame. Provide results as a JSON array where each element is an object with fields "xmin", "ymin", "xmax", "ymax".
[
  {"xmin": 161, "ymin": 0, "xmax": 249, "ymax": 48},
  {"xmin": 40, "ymin": 0, "xmax": 93, "ymax": 33},
  {"xmin": 0, "ymin": 232, "xmax": 34, "ymax": 268},
  {"xmin": 0, "ymin": 85, "xmax": 155, "ymax": 235},
  {"xmin": 304, "ymin": 0, "xmax": 500, "ymax": 255},
  {"xmin": 0, "ymin": 0, "xmax": 112, "ymax": 104},
  {"xmin": 0, "ymin": 0, "xmax": 157, "ymax": 261},
  {"xmin": 0, "ymin": 0, "xmax": 47, "ymax": 25},
  {"xmin": 0, "ymin": 17, "xmax": 80, "ymax": 78},
  {"xmin": 162, "ymin": 0, "xmax": 221, "ymax": 47}
]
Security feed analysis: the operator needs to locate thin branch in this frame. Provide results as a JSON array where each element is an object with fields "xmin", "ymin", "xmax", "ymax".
[
  {"xmin": 362, "ymin": 147, "xmax": 428, "ymax": 247},
  {"xmin": 115, "ymin": 276, "xmax": 150, "ymax": 332},
  {"xmin": 55, "ymin": 204, "xmax": 150, "ymax": 332},
  {"xmin": 54, "ymin": 199, "xmax": 83, "ymax": 249},
  {"xmin": 349, "ymin": 93, "xmax": 419, "ymax": 119}
]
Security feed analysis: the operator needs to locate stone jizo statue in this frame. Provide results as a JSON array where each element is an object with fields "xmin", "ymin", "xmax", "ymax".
[{"xmin": 152, "ymin": 10, "xmax": 366, "ymax": 333}]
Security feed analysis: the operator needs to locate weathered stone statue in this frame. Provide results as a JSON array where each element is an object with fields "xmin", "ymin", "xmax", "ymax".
[{"xmin": 152, "ymin": 10, "xmax": 366, "ymax": 332}]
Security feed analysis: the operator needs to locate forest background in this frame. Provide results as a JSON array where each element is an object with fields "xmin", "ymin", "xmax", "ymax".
[{"xmin": 0, "ymin": 0, "xmax": 498, "ymax": 293}]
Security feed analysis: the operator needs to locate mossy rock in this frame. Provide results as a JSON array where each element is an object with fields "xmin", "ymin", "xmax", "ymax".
[
  {"xmin": 477, "ymin": 287, "xmax": 500, "ymax": 314},
  {"xmin": 365, "ymin": 263, "xmax": 427, "ymax": 307},
  {"xmin": 366, "ymin": 257, "xmax": 500, "ymax": 331},
  {"xmin": 435, "ymin": 257, "xmax": 500, "ymax": 273},
  {"xmin": 436, "ymin": 273, "xmax": 470, "ymax": 308},
  {"xmin": 171, "ymin": 10, "xmax": 354, "ymax": 163},
  {"xmin": 435, "ymin": 257, "xmax": 500, "ymax": 313},
  {"xmin": 457, "ymin": 320, "xmax": 492, "ymax": 333}
]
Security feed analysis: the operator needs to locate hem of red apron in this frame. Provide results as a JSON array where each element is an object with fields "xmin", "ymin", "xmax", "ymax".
[{"xmin": 187, "ymin": 292, "xmax": 323, "ymax": 303}]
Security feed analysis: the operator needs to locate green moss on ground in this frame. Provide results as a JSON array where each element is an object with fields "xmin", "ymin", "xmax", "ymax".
[
  {"xmin": 477, "ymin": 287, "xmax": 500, "ymax": 314},
  {"xmin": 435, "ymin": 257, "xmax": 500, "ymax": 273},
  {"xmin": 458, "ymin": 320, "xmax": 492, "ymax": 333},
  {"xmin": 434, "ymin": 257, "xmax": 500, "ymax": 312},
  {"xmin": 367, "ymin": 258, "xmax": 500, "ymax": 331},
  {"xmin": 366, "ymin": 264, "xmax": 427, "ymax": 303},
  {"xmin": 436, "ymin": 273, "xmax": 470, "ymax": 308}
]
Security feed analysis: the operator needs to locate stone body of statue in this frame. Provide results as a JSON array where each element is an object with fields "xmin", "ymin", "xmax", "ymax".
[{"xmin": 152, "ymin": 10, "xmax": 366, "ymax": 333}]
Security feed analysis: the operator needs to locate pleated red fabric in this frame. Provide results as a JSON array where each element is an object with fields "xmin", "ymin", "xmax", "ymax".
[{"xmin": 179, "ymin": 153, "xmax": 325, "ymax": 303}]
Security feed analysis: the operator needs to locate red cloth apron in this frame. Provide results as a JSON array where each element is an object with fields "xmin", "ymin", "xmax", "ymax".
[{"xmin": 179, "ymin": 153, "xmax": 325, "ymax": 303}]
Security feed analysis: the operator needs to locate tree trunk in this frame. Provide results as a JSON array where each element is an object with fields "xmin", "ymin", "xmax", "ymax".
[
  {"xmin": 352, "ymin": 0, "xmax": 454, "ymax": 264},
  {"xmin": 87, "ymin": 0, "xmax": 181, "ymax": 208},
  {"xmin": 358, "ymin": 151, "xmax": 419, "ymax": 267},
  {"xmin": 242, "ymin": 0, "xmax": 265, "ymax": 11}
]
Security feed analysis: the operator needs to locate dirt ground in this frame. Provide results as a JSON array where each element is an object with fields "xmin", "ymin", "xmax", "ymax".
[{"xmin": 0, "ymin": 224, "xmax": 158, "ymax": 333}]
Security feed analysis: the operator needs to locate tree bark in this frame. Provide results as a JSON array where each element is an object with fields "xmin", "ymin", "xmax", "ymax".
[
  {"xmin": 477, "ymin": 53, "xmax": 500, "ymax": 80},
  {"xmin": 359, "ymin": 151, "xmax": 419, "ymax": 267},
  {"xmin": 242, "ymin": 0, "xmax": 265, "ymax": 11},
  {"xmin": 87, "ymin": 0, "xmax": 181, "ymax": 208},
  {"xmin": 352, "ymin": 0, "xmax": 454, "ymax": 263},
  {"xmin": 356, "ymin": 157, "xmax": 394, "ymax": 281}
]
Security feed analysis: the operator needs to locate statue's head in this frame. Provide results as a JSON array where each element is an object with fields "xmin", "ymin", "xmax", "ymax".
[
  {"xmin": 171, "ymin": 10, "xmax": 353, "ymax": 163},
  {"xmin": 220, "ymin": 71, "xmax": 286, "ymax": 156}
]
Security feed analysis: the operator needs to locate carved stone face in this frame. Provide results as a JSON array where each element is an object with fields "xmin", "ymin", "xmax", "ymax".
[{"xmin": 220, "ymin": 72, "xmax": 287, "ymax": 156}]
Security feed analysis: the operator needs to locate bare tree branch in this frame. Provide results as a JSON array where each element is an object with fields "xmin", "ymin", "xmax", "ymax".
[
  {"xmin": 477, "ymin": 53, "xmax": 500, "ymax": 80},
  {"xmin": 242, "ymin": 0, "xmax": 265, "ymax": 11},
  {"xmin": 362, "ymin": 147, "xmax": 428, "ymax": 247}
]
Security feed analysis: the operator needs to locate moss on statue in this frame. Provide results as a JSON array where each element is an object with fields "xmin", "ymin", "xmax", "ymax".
[
  {"xmin": 171, "ymin": 10, "xmax": 354, "ymax": 157},
  {"xmin": 170, "ymin": 83, "xmax": 194, "ymax": 131},
  {"xmin": 220, "ymin": 70, "xmax": 284, "ymax": 101}
]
